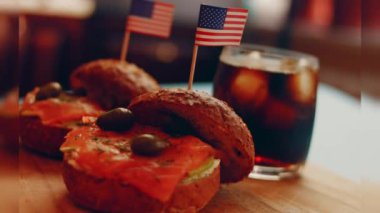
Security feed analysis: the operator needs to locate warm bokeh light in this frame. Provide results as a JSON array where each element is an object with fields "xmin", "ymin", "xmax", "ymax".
[
  {"xmin": 0, "ymin": 0, "xmax": 95, "ymax": 18},
  {"xmin": 247, "ymin": 0, "xmax": 291, "ymax": 30}
]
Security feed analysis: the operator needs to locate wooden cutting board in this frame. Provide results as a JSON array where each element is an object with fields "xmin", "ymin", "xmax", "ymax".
[{"xmin": 19, "ymin": 149, "xmax": 359, "ymax": 213}]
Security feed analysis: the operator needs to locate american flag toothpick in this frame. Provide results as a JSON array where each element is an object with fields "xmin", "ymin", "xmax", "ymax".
[
  {"xmin": 195, "ymin": 5, "xmax": 248, "ymax": 46},
  {"xmin": 120, "ymin": 0, "xmax": 175, "ymax": 61},
  {"xmin": 188, "ymin": 4, "xmax": 248, "ymax": 89}
]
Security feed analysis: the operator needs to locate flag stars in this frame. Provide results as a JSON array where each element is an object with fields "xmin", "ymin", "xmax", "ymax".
[{"xmin": 198, "ymin": 5, "xmax": 227, "ymax": 29}]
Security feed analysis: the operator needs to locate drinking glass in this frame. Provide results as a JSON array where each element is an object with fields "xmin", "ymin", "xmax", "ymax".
[{"xmin": 213, "ymin": 44, "xmax": 319, "ymax": 180}]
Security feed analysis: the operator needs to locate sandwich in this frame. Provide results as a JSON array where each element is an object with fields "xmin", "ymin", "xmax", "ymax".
[
  {"xmin": 61, "ymin": 88, "xmax": 254, "ymax": 212},
  {"xmin": 20, "ymin": 59, "xmax": 159, "ymax": 157}
]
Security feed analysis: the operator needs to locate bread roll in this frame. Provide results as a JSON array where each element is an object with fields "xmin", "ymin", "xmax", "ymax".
[{"xmin": 129, "ymin": 89, "xmax": 255, "ymax": 183}]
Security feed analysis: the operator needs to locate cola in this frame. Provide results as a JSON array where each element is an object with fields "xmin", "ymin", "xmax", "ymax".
[{"xmin": 214, "ymin": 54, "xmax": 318, "ymax": 168}]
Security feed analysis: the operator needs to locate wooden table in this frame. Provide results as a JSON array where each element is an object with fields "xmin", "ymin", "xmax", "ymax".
[{"xmin": 19, "ymin": 149, "xmax": 359, "ymax": 213}]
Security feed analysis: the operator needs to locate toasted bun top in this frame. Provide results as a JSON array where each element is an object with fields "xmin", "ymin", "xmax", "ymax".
[
  {"xmin": 129, "ymin": 89, "xmax": 254, "ymax": 183},
  {"xmin": 70, "ymin": 59, "xmax": 159, "ymax": 109}
]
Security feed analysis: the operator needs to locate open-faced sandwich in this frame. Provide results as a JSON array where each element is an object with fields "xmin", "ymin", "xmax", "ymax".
[
  {"xmin": 20, "ymin": 59, "xmax": 159, "ymax": 157},
  {"xmin": 61, "ymin": 89, "xmax": 254, "ymax": 212}
]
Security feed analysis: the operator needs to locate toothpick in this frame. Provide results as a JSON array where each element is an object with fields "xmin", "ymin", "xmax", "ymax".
[
  {"xmin": 120, "ymin": 30, "xmax": 131, "ymax": 61},
  {"xmin": 188, "ymin": 45, "xmax": 199, "ymax": 90}
]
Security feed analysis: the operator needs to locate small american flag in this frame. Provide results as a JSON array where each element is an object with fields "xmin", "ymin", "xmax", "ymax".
[
  {"xmin": 127, "ymin": 0, "xmax": 174, "ymax": 38},
  {"xmin": 195, "ymin": 5, "xmax": 248, "ymax": 46}
]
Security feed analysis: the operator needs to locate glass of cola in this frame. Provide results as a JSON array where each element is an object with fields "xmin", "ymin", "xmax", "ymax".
[{"xmin": 213, "ymin": 44, "xmax": 319, "ymax": 180}]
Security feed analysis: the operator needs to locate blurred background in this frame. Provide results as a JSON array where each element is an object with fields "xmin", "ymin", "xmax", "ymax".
[
  {"xmin": 0, "ymin": 1, "xmax": 378, "ymax": 211},
  {"xmin": 0, "ymin": 0, "xmax": 369, "ymax": 98}
]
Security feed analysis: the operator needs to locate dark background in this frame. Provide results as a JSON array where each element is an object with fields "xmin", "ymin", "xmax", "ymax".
[{"xmin": 0, "ymin": 0, "xmax": 375, "ymax": 98}]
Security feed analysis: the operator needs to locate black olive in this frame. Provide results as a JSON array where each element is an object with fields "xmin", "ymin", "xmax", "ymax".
[
  {"xmin": 131, "ymin": 134, "xmax": 170, "ymax": 157},
  {"xmin": 35, "ymin": 82, "xmax": 62, "ymax": 101},
  {"xmin": 96, "ymin": 108, "xmax": 134, "ymax": 132}
]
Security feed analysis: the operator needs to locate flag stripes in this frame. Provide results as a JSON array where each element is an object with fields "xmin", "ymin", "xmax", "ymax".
[
  {"xmin": 195, "ymin": 6, "xmax": 248, "ymax": 46},
  {"xmin": 127, "ymin": 1, "xmax": 174, "ymax": 38}
]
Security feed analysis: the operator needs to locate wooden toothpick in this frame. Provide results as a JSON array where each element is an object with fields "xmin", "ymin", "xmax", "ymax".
[
  {"xmin": 188, "ymin": 45, "xmax": 199, "ymax": 90},
  {"xmin": 120, "ymin": 30, "xmax": 131, "ymax": 61}
]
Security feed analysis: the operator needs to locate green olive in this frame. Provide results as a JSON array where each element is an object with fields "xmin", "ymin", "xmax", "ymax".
[
  {"xmin": 96, "ymin": 108, "xmax": 134, "ymax": 132},
  {"xmin": 35, "ymin": 82, "xmax": 62, "ymax": 101},
  {"xmin": 131, "ymin": 134, "xmax": 170, "ymax": 157}
]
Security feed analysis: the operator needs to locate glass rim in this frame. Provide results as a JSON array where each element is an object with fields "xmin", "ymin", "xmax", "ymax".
[{"xmin": 221, "ymin": 44, "xmax": 319, "ymax": 70}]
